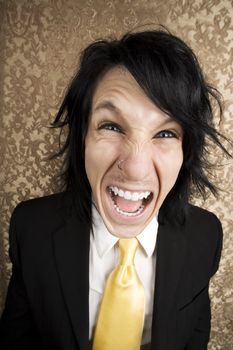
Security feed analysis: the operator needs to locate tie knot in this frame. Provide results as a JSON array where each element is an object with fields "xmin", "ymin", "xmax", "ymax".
[{"xmin": 118, "ymin": 238, "xmax": 139, "ymax": 266}]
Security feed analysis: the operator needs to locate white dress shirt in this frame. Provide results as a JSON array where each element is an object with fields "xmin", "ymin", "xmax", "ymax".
[{"xmin": 89, "ymin": 205, "xmax": 158, "ymax": 345}]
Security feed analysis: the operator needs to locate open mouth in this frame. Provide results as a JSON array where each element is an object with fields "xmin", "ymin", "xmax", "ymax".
[{"xmin": 108, "ymin": 186, "xmax": 153, "ymax": 217}]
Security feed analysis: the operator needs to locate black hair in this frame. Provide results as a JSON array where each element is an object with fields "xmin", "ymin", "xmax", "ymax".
[{"xmin": 52, "ymin": 29, "xmax": 230, "ymax": 224}]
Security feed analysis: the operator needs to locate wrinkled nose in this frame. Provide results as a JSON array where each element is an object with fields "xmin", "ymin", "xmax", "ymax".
[{"xmin": 118, "ymin": 144, "xmax": 154, "ymax": 182}]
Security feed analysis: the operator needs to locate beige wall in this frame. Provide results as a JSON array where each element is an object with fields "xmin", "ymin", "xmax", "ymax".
[{"xmin": 0, "ymin": 0, "xmax": 232, "ymax": 348}]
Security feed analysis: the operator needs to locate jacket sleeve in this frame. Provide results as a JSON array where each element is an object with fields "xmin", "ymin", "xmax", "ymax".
[
  {"xmin": 0, "ymin": 204, "xmax": 41, "ymax": 350},
  {"xmin": 185, "ymin": 215, "xmax": 223, "ymax": 350}
]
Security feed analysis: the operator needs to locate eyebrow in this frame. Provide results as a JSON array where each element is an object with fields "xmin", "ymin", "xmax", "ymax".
[
  {"xmin": 93, "ymin": 99, "xmax": 181, "ymax": 129},
  {"xmin": 93, "ymin": 100, "xmax": 122, "ymax": 115}
]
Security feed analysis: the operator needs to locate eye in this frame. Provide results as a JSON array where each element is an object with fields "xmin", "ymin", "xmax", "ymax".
[
  {"xmin": 155, "ymin": 130, "xmax": 178, "ymax": 138},
  {"xmin": 98, "ymin": 122, "xmax": 123, "ymax": 133}
]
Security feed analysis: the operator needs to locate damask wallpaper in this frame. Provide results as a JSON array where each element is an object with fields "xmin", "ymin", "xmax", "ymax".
[{"xmin": 0, "ymin": 0, "xmax": 232, "ymax": 348}]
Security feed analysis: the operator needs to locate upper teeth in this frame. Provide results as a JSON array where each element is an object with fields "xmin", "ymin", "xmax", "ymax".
[{"xmin": 109, "ymin": 186, "xmax": 151, "ymax": 201}]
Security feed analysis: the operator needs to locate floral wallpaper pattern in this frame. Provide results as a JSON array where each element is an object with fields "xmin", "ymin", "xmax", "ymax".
[{"xmin": 0, "ymin": 0, "xmax": 232, "ymax": 348}]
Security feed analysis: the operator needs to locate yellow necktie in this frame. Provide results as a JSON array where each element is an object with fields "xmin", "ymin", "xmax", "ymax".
[{"xmin": 92, "ymin": 238, "xmax": 145, "ymax": 350}]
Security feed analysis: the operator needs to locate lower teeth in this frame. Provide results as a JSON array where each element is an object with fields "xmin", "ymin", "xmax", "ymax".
[
  {"xmin": 109, "ymin": 188, "xmax": 146, "ymax": 217},
  {"xmin": 114, "ymin": 203, "xmax": 145, "ymax": 217}
]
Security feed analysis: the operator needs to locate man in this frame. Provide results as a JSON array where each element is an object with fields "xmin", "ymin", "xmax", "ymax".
[{"xmin": 0, "ymin": 30, "xmax": 228, "ymax": 349}]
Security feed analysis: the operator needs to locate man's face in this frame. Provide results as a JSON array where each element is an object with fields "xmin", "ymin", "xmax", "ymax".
[{"xmin": 85, "ymin": 67, "xmax": 183, "ymax": 238}]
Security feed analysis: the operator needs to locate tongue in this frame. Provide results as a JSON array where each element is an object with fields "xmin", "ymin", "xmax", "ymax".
[{"xmin": 115, "ymin": 196, "xmax": 143, "ymax": 213}]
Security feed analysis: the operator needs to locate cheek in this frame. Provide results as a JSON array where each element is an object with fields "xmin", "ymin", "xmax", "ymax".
[
  {"xmin": 85, "ymin": 144, "xmax": 103, "ymax": 205},
  {"xmin": 85, "ymin": 138, "xmax": 119, "ymax": 186},
  {"xmin": 170, "ymin": 148, "xmax": 183, "ymax": 172},
  {"xmin": 85, "ymin": 139, "xmax": 98, "ymax": 186},
  {"xmin": 157, "ymin": 149, "xmax": 183, "ymax": 188},
  {"xmin": 167, "ymin": 155, "xmax": 183, "ymax": 185}
]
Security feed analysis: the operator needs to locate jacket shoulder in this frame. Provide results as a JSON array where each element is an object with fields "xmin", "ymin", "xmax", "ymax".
[
  {"xmin": 187, "ymin": 203, "xmax": 221, "ymax": 223},
  {"xmin": 185, "ymin": 204, "xmax": 223, "ymax": 275},
  {"xmin": 13, "ymin": 191, "xmax": 71, "ymax": 216},
  {"xmin": 186, "ymin": 204, "xmax": 222, "ymax": 235},
  {"xmin": 14, "ymin": 191, "xmax": 71, "ymax": 212},
  {"xmin": 10, "ymin": 192, "xmax": 73, "ymax": 240}
]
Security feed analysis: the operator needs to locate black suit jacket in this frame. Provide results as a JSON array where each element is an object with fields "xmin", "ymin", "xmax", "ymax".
[{"xmin": 0, "ymin": 192, "xmax": 223, "ymax": 350}]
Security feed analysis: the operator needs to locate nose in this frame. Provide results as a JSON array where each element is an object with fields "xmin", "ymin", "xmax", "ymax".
[{"xmin": 118, "ymin": 143, "xmax": 154, "ymax": 182}]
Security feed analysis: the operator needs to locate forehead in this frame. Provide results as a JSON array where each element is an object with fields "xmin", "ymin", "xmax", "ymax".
[
  {"xmin": 93, "ymin": 66, "xmax": 147, "ymax": 105},
  {"xmin": 91, "ymin": 66, "xmax": 175, "ymax": 127}
]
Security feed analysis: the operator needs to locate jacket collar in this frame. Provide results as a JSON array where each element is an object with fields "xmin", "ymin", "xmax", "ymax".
[
  {"xmin": 151, "ymin": 218, "xmax": 187, "ymax": 349},
  {"xmin": 53, "ymin": 210, "xmax": 91, "ymax": 350}
]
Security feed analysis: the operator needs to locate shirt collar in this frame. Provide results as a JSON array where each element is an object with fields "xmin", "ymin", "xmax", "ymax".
[
  {"xmin": 92, "ymin": 205, "xmax": 158, "ymax": 258},
  {"xmin": 136, "ymin": 215, "xmax": 158, "ymax": 257}
]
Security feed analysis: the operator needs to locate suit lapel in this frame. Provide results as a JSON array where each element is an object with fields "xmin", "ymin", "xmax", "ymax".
[
  {"xmin": 151, "ymin": 219, "xmax": 187, "ymax": 349},
  {"xmin": 53, "ymin": 212, "xmax": 90, "ymax": 350},
  {"xmin": 52, "ymin": 203, "xmax": 187, "ymax": 350}
]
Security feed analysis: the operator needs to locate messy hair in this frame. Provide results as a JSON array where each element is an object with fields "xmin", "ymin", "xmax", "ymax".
[{"xmin": 52, "ymin": 30, "xmax": 230, "ymax": 224}]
